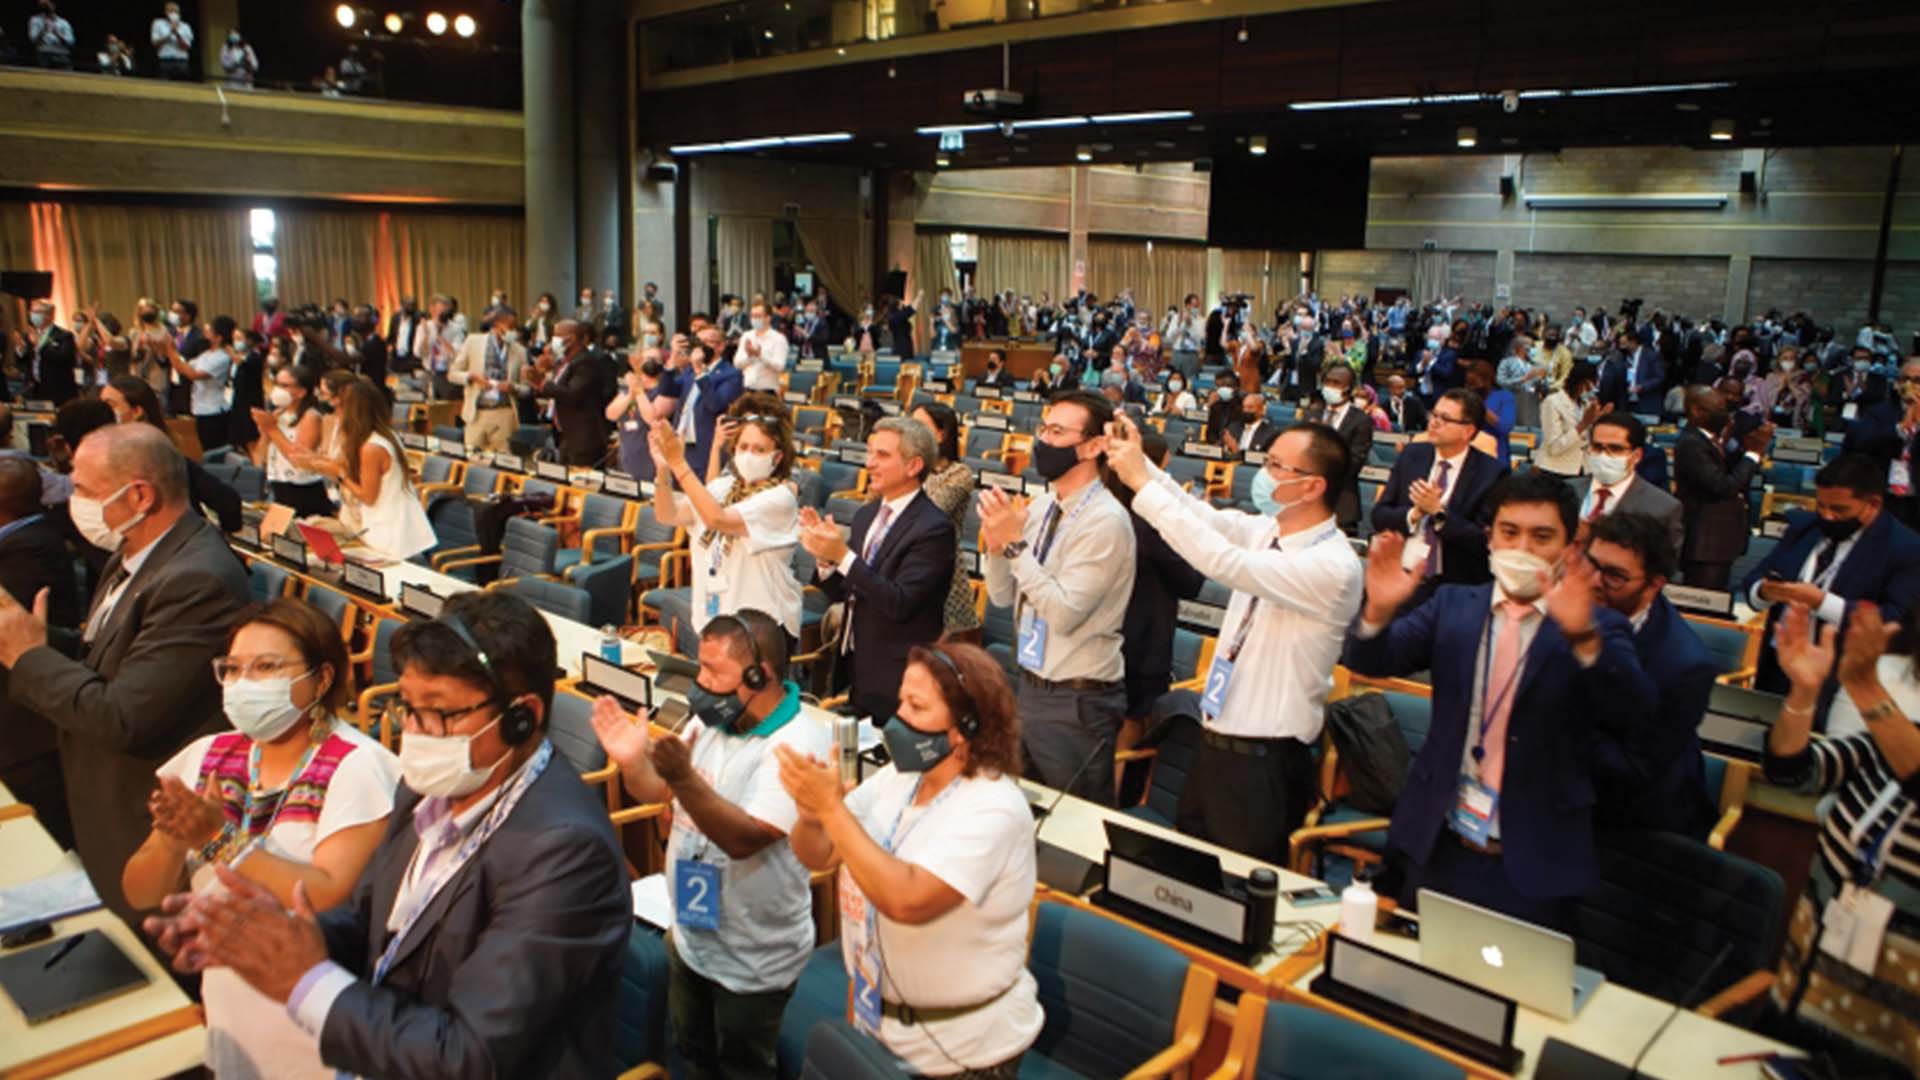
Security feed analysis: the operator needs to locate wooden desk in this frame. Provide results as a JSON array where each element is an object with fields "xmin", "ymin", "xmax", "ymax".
[
  {"xmin": 1018, "ymin": 779, "xmax": 1336, "ymax": 994},
  {"xmin": 961, "ymin": 342, "xmax": 1053, "ymax": 380},
  {"xmin": 1283, "ymin": 929, "xmax": 1797, "ymax": 1079},
  {"xmin": 0, "ymin": 819, "xmax": 205, "ymax": 1079}
]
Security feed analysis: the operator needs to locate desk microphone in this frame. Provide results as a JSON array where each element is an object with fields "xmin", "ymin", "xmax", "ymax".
[
  {"xmin": 1627, "ymin": 938, "xmax": 1735, "ymax": 1079},
  {"xmin": 1033, "ymin": 741, "xmax": 1110, "ymax": 832},
  {"xmin": 1031, "ymin": 742, "xmax": 1109, "ymax": 897}
]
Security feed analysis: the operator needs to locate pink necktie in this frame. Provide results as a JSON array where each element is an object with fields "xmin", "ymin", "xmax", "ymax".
[{"xmin": 1478, "ymin": 600, "xmax": 1534, "ymax": 792}]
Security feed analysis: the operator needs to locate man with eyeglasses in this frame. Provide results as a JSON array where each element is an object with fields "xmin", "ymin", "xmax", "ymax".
[
  {"xmin": 147, "ymin": 590, "xmax": 630, "ymax": 1078},
  {"xmin": 1371, "ymin": 388, "xmax": 1510, "ymax": 603},
  {"xmin": 1106, "ymin": 413, "xmax": 1362, "ymax": 859},
  {"xmin": 981, "ymin": 390, "xmax": 1136, "ymax": 804},
  {"xmin": 1841, "ymin": 357, "xmax": 1920, "ymax": 531},
  {"xmin": 1568, "ymin": 412, "xmax": 1683, "ymax": 557},
  {"xmin": 1583, "ymin": 511, "xmax": 1716, "ymax": 838}
]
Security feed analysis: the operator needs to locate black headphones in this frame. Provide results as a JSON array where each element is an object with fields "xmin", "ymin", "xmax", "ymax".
[
  {"xmin": 921, "ymin": 646, "xmax": 980, "ymax": 738},
  {"xmin": 440, "ymin": 613, "xmax": 537, "ymax": 745},
  {"xmin": 707, "ymin": 613, "xmax": 771, "ymax": 693}
]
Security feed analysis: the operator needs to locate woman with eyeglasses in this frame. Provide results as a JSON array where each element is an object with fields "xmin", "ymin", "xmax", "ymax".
[
  {"xmin": 123, "ymin": 597, "xmax": 398, "ymax": 1079},
  {"xmin": 649, "ymin": 409, "xmax": 804, "ymax": 643}
]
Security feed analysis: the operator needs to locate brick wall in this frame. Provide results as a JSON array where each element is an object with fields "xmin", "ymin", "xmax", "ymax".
[
  {"xmin": 1448, "ymin": 252, "xmax": 1495, "ymax": 304},
  {"xmin": 1316, "ymin": 249, "xmax": 1413, "ymax": 300},
  {"xmin": 1513, "ymin": 253, "xmax": 1729, "ymax": 320},
  {"xmin": 1748, "ymin": 258, "xmax": 1920, "ymax": 334}
]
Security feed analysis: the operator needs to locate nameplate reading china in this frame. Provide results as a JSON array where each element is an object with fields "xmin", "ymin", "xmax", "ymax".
[
  {"xmin": 837, "ymin": 446, "xmax": 870, "ymax": 466},
  {"xmin": 342, "ymin": 560, "xmax": 386, "ymax": 599},
  {"xmin": 270, "ymin": 533, "xmax": 308, "ymax": 569},
  {"xmin": 536, "ymin": 460, "xmax": 570, "ymax": 482},
  {"xmin": 971, "ymin": 413, "xmax": 1010, "ymax": 431},
  {"xmin": 400, "ymin": 583, "xmax": 444, "ymax": 619},
  {"xmin": 1104, "ymin": 856, "xmax": 1248, "ymax": 943},
  {"xmin": 604, "ymin": 472, "xmax": 641, "ymax": 498},
  {"xmin": 1664, "ymin": 583, "xmax": 1733, "ymax": 617},
  {"xmin": 1181, "ymin": 441, "xmax": 1225, "ymax": 461}
]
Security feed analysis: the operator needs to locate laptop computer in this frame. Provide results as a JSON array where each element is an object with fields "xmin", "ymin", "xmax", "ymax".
[
  {"xmin": 645, "ymin": 649, "xmax": 700, "ymax": 696},
  {"xmin": 0, "ymin": 929, "xmax": 149, "ymax": 1024},
  {"xmin": 1417, "ymin": 889, "xmax": 1604, "ymax": 1021}
]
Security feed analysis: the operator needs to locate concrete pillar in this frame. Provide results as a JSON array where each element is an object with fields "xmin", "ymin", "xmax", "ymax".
[
  {"xmin": 1725, "ymin": 254, "xmax": 1752, "ymax": 325},
  {"xmin": 634, "ymin": 159, "xmax": 677, "ymax": 323},
  {"xmin": 1068, "ymin": 166, "xmax": 1090, "ymax": 293},
  {"xmin": 522, "ymin": 0, "xmax": 578, "ymax": 309},
  {"xmin": 1494, "ymin": 248, "xmax": 1516, "ymax": 305},
  {"xmin": 576, "ymin": 1, "xmax": 623, "ymax": 303}
]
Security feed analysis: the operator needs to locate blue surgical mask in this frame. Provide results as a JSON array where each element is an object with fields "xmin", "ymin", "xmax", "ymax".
[
  {"xmin": 1250, "ymin": 469, "xmax": 1311, "ymax": 517},
  {"xmin": 881, "ymin": 715, "xmax": 953, "ymax": 773}
]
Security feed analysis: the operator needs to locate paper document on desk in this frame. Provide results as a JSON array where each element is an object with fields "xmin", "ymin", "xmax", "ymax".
[
  {"xmin": 0, "ymin": 860, "xmax": 102, "ymax": 933},
  {"xmin": 632, "ymin": 874, "xmax": 672, "ymax": 930}
]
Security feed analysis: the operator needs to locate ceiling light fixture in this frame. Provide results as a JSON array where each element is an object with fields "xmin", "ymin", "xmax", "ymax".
[
  {"xmin": 383, "ymin": 11, "xmax": 403, "ymax": 32},
  {"xmin": 424, "ymin": 11, "xmax": 448, "ymax": 35},
  {"xmin": 1290, "ymin": 81, "xmax": 1734, "ymax": 112},
  {"xmin": 670, "ymin": 132, "xmax": 855, "ymax": 155},
  {"xmin": 1249, "ymin": 134, "xmax": 1267, "ymax": 155},
  {"xmin": 935, "ymin": 153, "xmax": 951, "ymax": 167},
  {"xmin": 1075, "ymin": 145, "xmax": 1092, "ymax": 162},
  {"xmin": 1456, "ymin": 126, "xmax": 1478, "ymax": 148},
  {"xmin": 1236, "ymin": 18, "xmax": 1248, "ymax": 43},
  {"xmin": 335, "ymin": 4, "xmax": 357, "ymax": 28},
  {"xmin": 1709, "ymin": 117, "xmax": 1735, "ymax": 141},
  {"xmin": 453, "ymin": 13, "xmax": 476, "ymax": 37},
  {"xmin": 1089, "ymin": 110, "xmax": 1194, "ymax": 124},
  {"xmin": 916, "ymin": 123, "xmax": 997, "ymax": 135}
]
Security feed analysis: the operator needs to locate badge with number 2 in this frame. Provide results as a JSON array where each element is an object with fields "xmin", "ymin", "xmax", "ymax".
[
  {"xmin": 673, "ymin": 859, "xmax": 721, "ymax": 931},
  {"xmin": 1200, "ymin": 655, "xmax": 1235, "ymax": 716}
]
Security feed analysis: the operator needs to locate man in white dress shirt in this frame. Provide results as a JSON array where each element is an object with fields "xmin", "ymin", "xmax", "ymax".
[
  {"xmin": 736, "ymin": 302, "xmax": 789, "ymax": 393},
  {"xmin": 1107, "ymin": 413, "xmax": 1364, "ymax": 858}
]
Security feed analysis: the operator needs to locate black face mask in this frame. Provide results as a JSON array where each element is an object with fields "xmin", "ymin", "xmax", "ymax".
[
  {"xmin": 1817, "ymin": 516, "xmax": 1864, "ymax": 543},
  {"xmin": 1697, "ymin": 410, "xmax": 1730, "ymax": 433},
  {"xmin": 1031, "ymin": 439, "xmax": 1083, "ymax": 481},
  {"xmin": 687, "ymin": 682, "xmax": 746, "ymax": 731}
]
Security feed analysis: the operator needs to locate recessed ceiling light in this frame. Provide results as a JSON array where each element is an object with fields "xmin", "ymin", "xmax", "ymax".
[
  {"xmin": 1675, "ymin": 101, "xmax": 1700, "ymax": 112},
  {"xmin": 1075, "ymin": 145, "xmax": 1092, "ymax": 162},
  {"xmin": 1456, "ymin": 126, "xmax": 1478, "ymax": 148},
  {"xmin": 1710, "ymin": 117, "xmax": 1735, "ymax": 141},
  {"xmin": 1249, "ymin": 135, "xmax": 1268, "ymax": 155}
]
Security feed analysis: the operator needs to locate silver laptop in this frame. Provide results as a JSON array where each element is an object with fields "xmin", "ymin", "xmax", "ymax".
[{"xmin": 1416, "ymin": 889, "xmax": 1604, "ymax": 1021}]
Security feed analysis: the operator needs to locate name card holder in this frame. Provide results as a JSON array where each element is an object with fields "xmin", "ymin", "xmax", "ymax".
[
  {"xmin": 604, "ymin": 472, "xmax": 642, "ymax": 498},
  {"xmin": 1243, "ymin": 450, "xmax": 1268, "ymax": 466},
  {"xmin": 1182, "ymin": 408, "xmax": 1211, "ymax": 423},
  {"xmin": 837, "ymin": 446, "xmax": 870, "ymax": 466},
  {"xmin": 1176, "ymin": 600, "xmax": 1226, "ymax": 632},
  {"xmin": 399, "ymin": 432, "xmax": 429, "ymax": 450},
  {"xmin": 342, "ymin": 559, "xmax": 387, "ymax": 601},
  {"xmin": 1181, "ymin": 441, "xmax": 1225, "ymax": 461},
  {"xmin": 971, "ymin": 413, "xmax": 1010, "ymax": 431},
  {"xmin": 1664, "ymin": 583, "xmax": 1734, "ymax": 617},
  {"xmin": 1377, "ymin": 431, "xmax": 1410, "ymax": 447},
  {"xmin": 394, "ymin": 388, "xmax": 425, "ymax": 403},
  {"xmin": 1761, "ymin": 517, "xmax": 1789, "ymax": 539},
  {"xmin": 20, "ymin": 399, "xmax": 54, "ymax": 414},
  {"xmin": 440, "ymin": 439, "xmax": 469, "ymax": 461},
  {"xmin": 270, "ymin": 532, "xmax": 308, "ymax": 569},
  {"xmin": 536, "ymin": 460, "xmax": 570, "ymax": 482},
  {"xmin": 783, "ymin": 391, "xmax": 810, "ymax": 405},
  {"xmin": 579, "ymin": 655, "xmax": 653, "ymax": 712},
  {"xmin": 1012, "ymin": 390, "xmax": 1042, "ymax": 404},
  {"xmin": 980, "ymin": 471, "xmax": 1024, "ymax": 493},
  {"xmin": 1096, "ymin": 849, "xmax": 1257, "ymax": 964},
  {"xmin": 832, "ymin": 395, "xmax": 862, "ymax": 411},
  {"xmin": 976, "ymin": 386, "xmax": 1003, "ymax": 400},
  {"xmin": 571, "ymin": 470, "xmax": 606, "ymax": 492},
  {"xmin": 1359, "ymin": 465, "xmax": 1393, "ymax": 484},
  {"xmin": 400, "ymin": 582, "xmax": 444, "ymax": 619},
  {"xmin": 923, "ymin": 379, "xmax": 951, "ymax": 394},
  {"xmin": 233, "ymin": 521, "xmax": 262, "ymax": 550},
  {"xmin": 1773, "ymin": 446, "xmax": 1822, "ymax": 465},
  {"xmin": 795, "ymin": 359, "xmax": 825, "ymax": 373},
  {"xmin": 493, "ymin": 452, "xmax": 525, "ymax": 473},
  {"xmin": 1308, "ymin": 934, "xmax": 1522, "ymax": 1073},
  {"xmin": 878, "ymin": 401, "xmax": 902, "ymax": 416},
  {"xmin": 1023, "ymin": 479, "xmax": 1052, "ymax": 497}
]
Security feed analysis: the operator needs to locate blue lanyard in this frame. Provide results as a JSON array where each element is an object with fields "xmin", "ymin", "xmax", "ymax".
[
  {"xmin": 374, "ymin": 740, "xmax": 552, "ymax": 984},
  {"xmin": 882, "ymin": 775, "xmax": 962, "ymax": 857},
  {"xmin": 1033, "ymin": 485, "xmax": 1098, "ymax": 567},
  {"xmin": 1226, "ymin": 522, "xmax": 1342, "ymax": 662},
  {"xmin": 1472, "ymin": 607, "xmax": 1532, "ymax": 763}
]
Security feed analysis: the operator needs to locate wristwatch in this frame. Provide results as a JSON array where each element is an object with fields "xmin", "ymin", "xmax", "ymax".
[
  {"xmin": 1429, "ymin": 510, "xmax": 1448, "ymax": 529},
  {"xmin": 1001, "ymin": 540, "xmax": 1030, "ymax": 560}
]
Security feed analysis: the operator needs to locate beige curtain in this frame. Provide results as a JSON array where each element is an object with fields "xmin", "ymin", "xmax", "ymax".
[
  {"xmin": 794, "ymin": 217, "xmax": 862, "ymax": 316},
  {"xmin": 276, "ymin": 209, "xmax": 379, "ymax": 311},
  {"xmin": 974, "ymin": 233, "xmax": 1071, "ymax": 305},
  {"xmin": 912, "ymin": 231, "xmax": 957, "ymax": 345},
  {"xmin": 713, "ymin": 215, "xmax": 774, "ymax": 301},
  {"xmin": 385, "ymin": 212, "xmax": 525, "ymax": 324},
  {"xmin": 1413, "ymin": 250, "xmax": 1450, "ymax": 305},
  {"xmin": 1088, "ymin": 238, "xmax": 1206, "ymax": 320},
  {"xmin": 1217, "ymin": 248, "xmax": 1301, "ymax": 320},
  {"xmin": 9, "ymin": 203, "xmax": 254, "ymax": 328},
  {"xmin": 0, "ymin": 203, "xmax": 34, "ymax": 334}
]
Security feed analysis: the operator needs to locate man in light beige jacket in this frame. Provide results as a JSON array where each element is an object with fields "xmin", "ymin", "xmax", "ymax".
[{"xmin": 450, "ymin": 306, "xmax": 528, "ymax": 450}]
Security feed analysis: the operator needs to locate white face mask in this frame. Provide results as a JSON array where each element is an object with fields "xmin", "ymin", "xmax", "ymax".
[
  {"xmin": 224, "ymin": 672, "xmax": 315, "ymax": 742},
  {"xmin": 750, "ymin": 316, "xmax": 768, "ymax": 332},
  {"xmin": 1168, "ymin": 379, "xmax": 1184, "ymax": 392},
  {"xmin": 1489, "ymin": 548, "xmax": 1554, "ymax": 602},
  {"xmin": 70, "ymin": 482, "xmax": 144, "ymax": 552},
  {"xmin": 1587, "ymin": 452, "xmax": 1631, "ymax": 487},
  {"xmin": 733, "ymin": 450, "xmax": 777, "ymax": 483},
  {"xmin": 166, "ymin": 311, "xmax": 181, "ymax": 328},
  {"xmin": 400, "ymin": 714, "xmax": 507, "ymax": 798},
  {"xmin": 1778, "ymin": 361, "xmax": 1795, "ymax": 374},
  {"xmin": 269, "ymin": 386, "xmax": 293, "ymax": 408},
  {"xmin": 1321, "ymin": 385, "xmax": 1348, "ymax": 406}
]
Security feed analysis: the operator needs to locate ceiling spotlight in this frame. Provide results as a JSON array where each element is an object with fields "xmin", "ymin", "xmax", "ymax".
[
  {"xmin": 1236, "ymin": 18, "xmax": 1248, "ymax": 43},
  {"xmin": 887, "ymin": 63, "xmax": 897, "ymax": 78},
  {"xmin": 1709, "ymin": 117, "xmax": 1735, "ymax": 141},
  {"xmin": 1075, "ymin": 145, "xmax": 1092, "ymax": 162},
  {"xmin": 762, "ymin": 28, "xmax": 773, "ymax": 39},
  {"xmin": 425, "ymin": 11, "xmax": 448, "ymax": 34},
  {"xmin": 383, "ymin": 11, "xmax": 403, "ymax": 32},
  {"xmin": 335, "ymin": 4, "xmax": 357, "ymax": 28},
  {"xmin": 453, "ymin": 13, "xmax": 476, "ymax": 37},
  {"xmin": 1249, "ymin": 134, "xmax": 1267, "ymax": 155},
  {"xmin": 935, "ymin": 153, "xmax": 951, "ymax": 167},
  {"xmin": 1456, "ymin": 126, "xmax": 1478, "ymax": 148}
]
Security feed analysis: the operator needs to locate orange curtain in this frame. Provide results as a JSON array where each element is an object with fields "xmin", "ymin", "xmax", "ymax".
[
  {"xmin": 3, "ymin": 201, "xmax": 251, "ymax": 329},
  {"xmin": 276, "ymin": 208, "xmax": 524, "ymax": 328}
]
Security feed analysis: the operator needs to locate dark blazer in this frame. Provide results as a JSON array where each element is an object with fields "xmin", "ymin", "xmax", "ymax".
[
  {"xmin": 1673, "ymin": 426, "xmax": 1759, "ymax": 564},
  {"xmin": 1121, "ymin": 511, "xmax": 1206, "ymax": 716},
  {"xmin": 1370, "ymin": 443, "xmax": 1509, "ymax": 587},
  {"xmin": 0, "ymin": 513, "xmax": 80, "ymax": 631},
  {"xmin": 1301, "ymin": 401, "xmax": 1375, "ymax": 532},
  {"xmin": 1740, "ymin": 509, "xmax": 1920, "ymax": 701},
  {"xmin": 1223, "ymin": 414, "xmax": 1282, "ymax": 455},
  {"xmin": 673, "ymin": 359, "xmax": 744, "ymax": 479},
  {"xmin": 1568, "ymin": 474, "xmax": 1685, "ymax": 559},
  {"xmin": 1596, "ymin": 352, "xmax": 1630, "ymax": 409},
  {"xmin": 1342, "ymin": 584, "xmax": 1655, "ymax": 899},
  {"xmin": 1623, "ymin": 345, "xmax": 1665, "ymax": 414},
  {"xmin": 17, "ymin": 325, "xmax": 79, "ymax": 405},
  {"xmin": 352, "ymin": 333, "xmax": 389, "ymax": 401},
  {"xmin": 1592, "ymin": 595, "xmax": 1715, "ymax": 838},
  {"xmin": 187, "ymin": 460, "xmax": 243, "ymax": 534},
  {"xmin": 535, "ymin": 349, "xmax": 616, "ymax": 466},
  {"xmin": 1840, "ymin": 399, "xmax": 1908, "ymax": 466},
  {"xmin": 6, "ymin": 513, "xmax": 249, "ymax": 924},
  {"xmin": 316, "ymin": 754, "xmax": 629, "ymax": 1079},
  {"xmin": 816, "ymin": 490, "xmax": 957, "ymax": 723},
  {"xmin": 1383, "ymin": 393, "xmax": 1428, "ymax": 433},
  {"xmin": 976, "ymin": 368, "xmax": 1015, "ymax": 391},
  {"xmin": 228, "ymin": 349, "xmax": 268, "ymax": 447},
  {"xmin": 1636, "ymin": 442, "xmax": 1671, "ymax": 492}
]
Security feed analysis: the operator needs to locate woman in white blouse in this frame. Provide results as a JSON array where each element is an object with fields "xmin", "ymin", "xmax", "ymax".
[
  {"xmin": 648, "ymin": 411, "xmax": 804, "ymax": 642},
  {"xmin": 123, "ymin": 598, "xmax": 398, "ymax": 1080},
  {"xmin": 1535, "ymin": 364, "xmax": 1602, "ymax": 480},
  {"xmin": 291, "ymin": 377, "xmax": 436, "ymax": 560},
  {"xmin": 780, "ymin": 643, "xmax": 1042, "ymax": 1078}
]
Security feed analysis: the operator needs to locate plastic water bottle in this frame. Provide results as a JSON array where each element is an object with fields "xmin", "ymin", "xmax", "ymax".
[
  {"xmin": 599, "ymin": 625, "xmax": 622, "ymax": 665},
  {"xmin": 1339, "ymin": 874, "xmax": 1378, "ymax": 944}
]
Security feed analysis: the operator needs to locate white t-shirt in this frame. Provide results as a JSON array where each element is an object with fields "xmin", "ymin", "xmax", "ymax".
[
  {"xmin": 188, "ymin": 348, "xmax": 233, "ymax": 417},
  {"xmin": 739, "ymin": 328, "xmax": 790, "ymax": 392},
  {"xmin": 839, "ymin": 765, "xmax": 1043, "ymax": 1075},
  {"xmin": 689, "ymin": 475, "xmax": 803, "ymax": 637},
  {"xmin": 666, "ymin": 696, "xmax": 833, "ymax": 993},
  {"xmin": 158, "ymin": 721, "xmax": 399, "ymax": 1080}
]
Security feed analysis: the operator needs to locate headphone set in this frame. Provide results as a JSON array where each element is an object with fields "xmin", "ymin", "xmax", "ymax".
[
  {"xmin": 440, "ymin": 613, "xmax": 538, "ymax": 745},
  {"xmin": 706, "ymin": 612, "xmax": 780, "ymax": 693},
  {"xmin": 920, "ymin": 646, "xmax": 980, "ymax": 739}
]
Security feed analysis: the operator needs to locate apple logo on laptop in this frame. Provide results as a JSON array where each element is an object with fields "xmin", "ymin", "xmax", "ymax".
[{"xmin": 1481, "ymin": 944, "xmax": 1505, "ymax": 969}]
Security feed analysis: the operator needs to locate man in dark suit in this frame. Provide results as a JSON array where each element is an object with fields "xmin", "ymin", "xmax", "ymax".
[
  {"xmin": 148, "ymin": 590, "xmax": 630, "ymax": 1079},
  {"xmin": 0, "ymin": 456, "xmax": 82, "ymax": 847},
  {"xmin": 0, "ymin": 424, "xmax": 249, "ymax": 925},
  {"xmin": 1568, "ymin": 413, "xmax": 1685, "ymax": 557},
  {"xmin": 1345, "ymin": 472, "xmax": 1656, "ymax": 928},
  {"xmin": 386, "ymin": 296, "xmax": 423, "ymax": 374},
  {"xmin": 531, "ymin": 320, "xmax": 615, "ymax": 466},
  {"xmin": 1585, "ymin": 511, "xmax": 1716, "ymax": 838},
  {"xmin": 1839, "ymin": 356, "xmax": 1920, "ymax": 530},
  {"xmin": 347, "ymin": 305, "xmax": 389, "ymax": 402},
  {"xmin": 1300, "ymin": 365, "xmax": 1374, "ymax": 533},
  {"xmin": 1202, "ymin": 371, "xmax": 1244, "ymax": 445},
  {"xmin": 673, "ymin": 327, "xmax": 745, "ymax": 480},
  {"xmin": 976, "ymin": 350, "xmax": 1015, "ymax": 391},
  {"xmin": 1276, "ymin": 313, "xmax": 1324, "ymax": 404},
  {"xmin": 1382, "ymin": 373, "xmax": 1428, "ymax": 433},
  {"xmin": 799, "ymin": 417, "xmax": 957, "ymax": 724},
  {"xmin": 168, "ymin": 297, "xmax": 208, "ymax": 416},
  {"xmin": 1115, "ymin": 430, "xmax": 1205, "ymax": 741},
  {"xmin": 11, "ymin": 299, "xmax": 79, "ymax": 405},
  {"xmin": 1371, "ymin": 388, "xmax": 1510, "ymax": 592},
  {"xmin": 1674, "ymin": 385, "xmax": 1773, "ymax": 588},
  {"xmin": 1222, "ymin": 389, "xmax": 1282, "ymax": 456},
  {"xmin": 1619, "ymin": 328, "xmax": 1665, "ymax": 416},
  {"xmin": 1740, "ymin": 454, "xmax": 1920, "ymax": 713}
]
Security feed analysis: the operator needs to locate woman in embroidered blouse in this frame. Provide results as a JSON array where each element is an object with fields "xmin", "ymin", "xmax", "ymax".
[
  {"xmin": 123, "ymin": 598, "xmax": 399, "ymax": 1080},
  {"xmin": 1766, "ymin": 602, "xmax": 1920, "ymax": 1075},
  {"xmin": 912, "ymin": 402, "xmax": 981, "ymax": 642}
]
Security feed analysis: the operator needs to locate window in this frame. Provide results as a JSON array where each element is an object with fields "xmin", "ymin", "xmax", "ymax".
[{"xmin": 249, "ymin": 208, "xmax": 277, "ymax": 302}]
